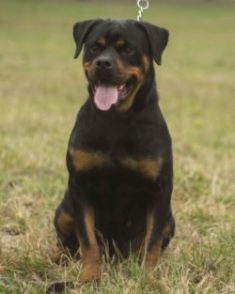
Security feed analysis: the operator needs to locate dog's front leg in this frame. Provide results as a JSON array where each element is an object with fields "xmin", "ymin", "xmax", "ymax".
[
  {"xmin": 143, "ymin": 210, "xmax": 164, "ymax": 267},
  {"xmin": 143, "ymin": 183, "xmax": 173, "ymax": 268},
  {"xmin": 76, "ymin": 205, "xmax": 101, "ymax": 283},
  {"xmin": 69, "ymin": 180, "xmax": 101, "ymax": 283}
]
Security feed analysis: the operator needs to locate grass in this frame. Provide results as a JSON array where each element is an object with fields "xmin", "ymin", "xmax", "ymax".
[{"xmin": 0, "ymin": 0, "xmax": 235, "ymax": 293}]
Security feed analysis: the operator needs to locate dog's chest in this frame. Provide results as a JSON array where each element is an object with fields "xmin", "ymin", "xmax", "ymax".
[
  {"xmin": 70, "ymin": 107, "xmax": 164, "ymax": 156},
  {"xmin": 68, "ymin": 109, "xmax": 165, "ymax": 181},
  {"xmin": 69, "ymin": 146, "xmax": 163, "ymax": 182}
]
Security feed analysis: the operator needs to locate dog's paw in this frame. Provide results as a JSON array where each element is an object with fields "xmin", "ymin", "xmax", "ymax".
[{"xmin": 79, "ymin": 263, "xmax": 101, "ymax": 284}]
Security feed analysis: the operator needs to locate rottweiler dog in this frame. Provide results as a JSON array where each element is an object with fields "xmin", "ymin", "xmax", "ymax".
[{"xmin": 54, "ymin": 19, "xmax": 175, "ymax": 283}]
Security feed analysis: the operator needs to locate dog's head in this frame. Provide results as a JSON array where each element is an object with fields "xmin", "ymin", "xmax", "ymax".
[{"xmin": 73, "ymin": 19, "xmax": 169, "ymax": 112}]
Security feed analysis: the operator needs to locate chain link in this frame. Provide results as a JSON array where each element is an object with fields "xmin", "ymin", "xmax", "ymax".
[{"xmin": 137, "ymin": 0, "xmax": 150, "ymax": 22}]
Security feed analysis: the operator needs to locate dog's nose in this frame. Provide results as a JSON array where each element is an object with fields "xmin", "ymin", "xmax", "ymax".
[{"xmin": 95, "ymin": 57, "xmax": 113, "ymax": 70}]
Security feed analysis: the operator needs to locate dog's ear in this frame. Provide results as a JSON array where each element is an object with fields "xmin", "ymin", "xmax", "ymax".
[
  {"xmin": 139, "ymin": 22, "xmax": 169, "ymax": 65},
  {"xmin": 73, "ymin": 19, "xmax": 101, "ymax": 59}
]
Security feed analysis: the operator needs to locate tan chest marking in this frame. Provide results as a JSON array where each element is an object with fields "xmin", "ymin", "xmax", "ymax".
[
  {"xmin": 121, "ymin": 157, "xmax": 163, "ymax": 180},
  {"xmin": 70, "ymin": 148, "xmax": 163, "ymax": 180},
  {"xmin": 70, "ymin": 148, "xmax": 109, "ymax": 172}
]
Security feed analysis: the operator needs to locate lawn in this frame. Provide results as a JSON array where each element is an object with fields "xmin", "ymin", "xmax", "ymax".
[{"xmin": 0, "ymin": 0, "xmax": 234, "ymax": 293}]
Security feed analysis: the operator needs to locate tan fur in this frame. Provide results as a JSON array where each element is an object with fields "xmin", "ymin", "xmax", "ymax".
[
  {"xmin": 144, "ymin": 210, "xmax": 162, "ymax": 267},
  {"xmin": 70, "ymin": 148, "xmax": 163, "ymax": 180},
  {"xmin": 126, "ymin": 66, "xmax": 144, "ymax": 82},
  {"xmin": 70, "ymin": 148, "xmax": 109, "ymax": 172},
  {"xmin": 144, "ymin": 210, "xmax": 154, "ymax": 254},
  {"xmin": 115, "ymin": 63, "xmax": 145, "ymax": 112},
  {"xmin": 144, "ymin": 213, "xmax": 171, "ymax": 268},
  {"xmin": 76, "ymin": 206, "xmax": 101, "ymax": 283},
  {"xmin": 83, "ymin": 61, "xmax": 93, "ymax": 71},
  {"xmin": 57, "ymin": 212, "xmax": 73, "ymax": 235},
  {"xmin": 96, "ymin": 37, "xmax": 106, "ymax": 46},
  {"xmin": 121, "ymin": 157, "xmax": 163, "ymax": 180},
  {"xmin": 116, "ymin": 38, "xmax": 126, "ymax": 47},
  {"xmin": 142, "ymin": 55, "xmax": 150, "ymax": 73}
]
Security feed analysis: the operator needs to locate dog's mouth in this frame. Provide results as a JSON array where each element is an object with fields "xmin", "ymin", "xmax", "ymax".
[{"xmin": 91, "ymin": 78, "xmax": 135, "ymax": 111}]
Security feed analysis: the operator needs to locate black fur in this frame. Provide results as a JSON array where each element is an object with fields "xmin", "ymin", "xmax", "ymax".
[{"xmin": 54, "ymin": 19, "xmax": 175, "ymax": 261}]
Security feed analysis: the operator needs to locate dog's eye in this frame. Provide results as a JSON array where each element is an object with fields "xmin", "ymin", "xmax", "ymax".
[
  {"xmin": 89, "ymin": 44, "xmax": 103, "ymax": 54},
  {"xmin": 122, "ymin": 46, "xmax": 135, "ymax": 55}
]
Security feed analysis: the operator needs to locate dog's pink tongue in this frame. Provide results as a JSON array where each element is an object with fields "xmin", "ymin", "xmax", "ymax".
[{"xmin": 94, "ymin": 85, "xmax": 118, "ymax": 111}]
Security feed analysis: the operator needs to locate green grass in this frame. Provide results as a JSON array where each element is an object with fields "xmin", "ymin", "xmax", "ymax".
[{"xmin": 0, "ymin": 0, "xmax": 234, "ymax": 293}]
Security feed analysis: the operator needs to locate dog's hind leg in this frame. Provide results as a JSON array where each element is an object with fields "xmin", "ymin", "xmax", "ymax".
[{"xmin": 53, "ymin": 192, "xmax": 80, "ymax": 263}]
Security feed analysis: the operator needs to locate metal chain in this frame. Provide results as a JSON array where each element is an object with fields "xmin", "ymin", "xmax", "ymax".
[{"xmin": 137, "ymin": 0, "xmax": 150, "ymax": 22}]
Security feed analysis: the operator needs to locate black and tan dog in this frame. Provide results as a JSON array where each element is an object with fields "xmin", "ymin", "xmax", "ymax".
[{"xmin": 54, "ymin": 19, "xmax": 175, "ymax": 283}]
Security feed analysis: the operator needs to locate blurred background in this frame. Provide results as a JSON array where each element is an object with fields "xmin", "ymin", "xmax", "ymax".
[{"xmin": 1, "ymin": 0, "xmax": 234, "ymax": 175}]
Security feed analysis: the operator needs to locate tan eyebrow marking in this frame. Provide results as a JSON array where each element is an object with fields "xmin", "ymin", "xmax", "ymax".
[
  {"xmin": 96, "ymin": 37, "xmax": 106, "ymax": 46},
  {"xmin": 116, "ymin": 39, "xmax": 126, "ymax": 47}
]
